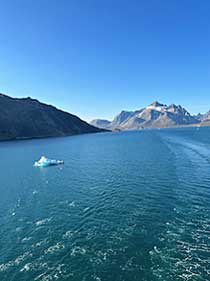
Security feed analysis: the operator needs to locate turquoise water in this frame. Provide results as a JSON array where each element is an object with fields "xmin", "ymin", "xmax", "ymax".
[{"xmin": 0, "ymin": 128, "xmax": 210, "ymax": 281}]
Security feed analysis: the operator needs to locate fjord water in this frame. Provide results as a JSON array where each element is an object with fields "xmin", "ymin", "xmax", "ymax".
[{"xmin": 0, "ymin": 128, "xmax": 210, "ymax": 281}]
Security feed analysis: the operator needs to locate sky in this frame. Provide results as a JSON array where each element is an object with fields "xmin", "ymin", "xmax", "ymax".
[{"xmin": 0, "ymin": 0, "xmax": 209, "ymax": 121}]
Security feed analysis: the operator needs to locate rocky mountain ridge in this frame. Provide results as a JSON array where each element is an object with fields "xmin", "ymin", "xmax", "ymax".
[{"xmin": 90, "ymin": 101, "xmax": 207, "ymax": 130}]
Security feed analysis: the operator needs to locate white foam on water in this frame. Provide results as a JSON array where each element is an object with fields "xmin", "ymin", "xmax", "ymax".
[
  {"xmin": 34, "ymin": 264, "xmax": 66, "ymax": 281},
  {"xmin": 35, "ymin": 218, "xmax": 51, "ymax": 227},
  {"xmin": 63, "ymin": 230, "xmax": 74, "ymax": 239},
  {"xmin": 38, "ymin": 274, "xmax": 53, "ymax": 281},
  {"xmin": 34, "ymin": 273, "xmax": 46, "ymax": 281},
  {"xmin": 21, "ymin": 237, "xmax": 32, "ymax": 243},
  {"xmin": 154, "ymin": 246, "xmax": 161, "ymax": 254},
  {"xmin": 0, "ymin": 262, "xmax": 13, "ymax": 272},
  {"xmin": 0, "ymin": 252, "xmax": 32, "ymax": 272},
  {"xmin": 150, "ymin": 216, "xmax": 210, "ymax": 280},
  {"xmin": 20, "ymin": 263, "xmax": 31, "ymax": 272},
  {"xmin": 15, "ymin": 226, "xmax": 22, "ymax": 232},
  {"xmin": 92, "ymin": 275, "xmax": 102, "ymax": 281},
  {"xmin": 69, "ymin": 201, "xmax": 75, "ymax": 207},
  {"xmin": 96, "ymin": 250, "xmax": 108, "ymax": 261},
  {"xmin": 33, "ymin": 239, "xmax": 47, "ymax": 248},
  {"xmin": 14, "ymin": 252, "xmax": 32, "ymax": 265},
  {"xmin": 45, "ymin": 242, "xmax": 65, "ymax": 254},
  {"xmin": 71, "ymin": 246, "xmax": 86, "ymax": 256}
]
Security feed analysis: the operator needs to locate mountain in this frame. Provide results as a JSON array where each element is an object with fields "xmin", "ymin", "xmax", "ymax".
[
  {"xmin": 90, "ymin": 119, "xmax": 112, "ymax": 129},
  {"xmin": 0, "ymin": 93, "xmax": 104, "ymax": 141},
  {"xmin": 111, "ymin": 111, "xmax": 136, "ymax": 128},
  {"xmin": 195, "ymin": 111, "xmax": 210, "ymax": 122},
  {"xmin": 91, "ymin": 101, "xmax": 200, "ymax": 130},
  {"xmin": 90, "ymin": 111, "xmax": 136, "ymax": 130},
  {"xmin": 195, "ymin": 111, "xmax": 210, "ymax": 127}
]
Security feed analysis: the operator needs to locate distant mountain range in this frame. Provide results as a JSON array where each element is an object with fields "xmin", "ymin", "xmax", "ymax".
[
  {"xmin": 90, "ymin": 101, "xmax": 210, "ymax": 130},
  {"xmin": 0, "ymin": 93, "xmax": 104, "ymax": 141},
  {"xmin": 1, "ymin": 94, "xmax": 209, "ymax": 142}
]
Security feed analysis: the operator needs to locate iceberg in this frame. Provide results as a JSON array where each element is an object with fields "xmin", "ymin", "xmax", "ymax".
[{"xmin": 34, "ymin": 156, "xmax": 64, "ymax": 167}]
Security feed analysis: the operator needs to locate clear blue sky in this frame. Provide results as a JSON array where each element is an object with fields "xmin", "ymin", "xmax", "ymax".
[{"xmin": 0, "ymin": 0, "xmax": 209, "ymax": 121}]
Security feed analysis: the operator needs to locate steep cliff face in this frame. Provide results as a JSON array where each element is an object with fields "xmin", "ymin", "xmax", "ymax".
[{"xmin": 0, "ymin": 93, "xmax": 104, "ymax": 140}]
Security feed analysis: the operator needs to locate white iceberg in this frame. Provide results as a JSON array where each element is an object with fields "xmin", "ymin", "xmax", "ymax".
[{"xmin": 34, "ymin": 156, "xmax": 64, "ymax": 167}]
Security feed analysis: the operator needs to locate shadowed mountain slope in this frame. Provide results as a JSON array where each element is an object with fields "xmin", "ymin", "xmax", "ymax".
[{"xmin": 0, "ymin": 93, "xmax": 104, "ymax": 141}]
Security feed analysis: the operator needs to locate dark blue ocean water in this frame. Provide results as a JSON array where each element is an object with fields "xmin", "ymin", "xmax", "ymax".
[{"xmin": 0, "ymin": 128, "xmax": 210, "ymax": 281}]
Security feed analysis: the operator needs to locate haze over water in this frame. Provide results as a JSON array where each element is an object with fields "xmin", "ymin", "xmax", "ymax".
[{"xmin": 0, "ymin": 128, "xmax": 210, "ymax": 281}]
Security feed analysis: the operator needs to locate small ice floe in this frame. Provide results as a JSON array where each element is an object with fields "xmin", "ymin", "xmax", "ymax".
[{"xmin": 34, "ymin": 156, "xmax": 64, "ymax": 167}]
